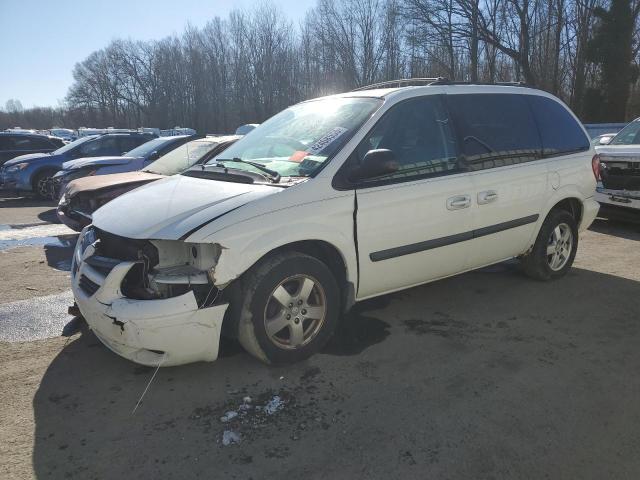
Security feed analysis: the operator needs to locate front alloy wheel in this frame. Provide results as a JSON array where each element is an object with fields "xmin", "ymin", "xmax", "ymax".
[
  {"xmin": 237, "ymin": 252, "xmax": 340, "ymax": 364},
  {"xmin": 264, "ymin": 274, "xmax": 327, "ymax": 349}
]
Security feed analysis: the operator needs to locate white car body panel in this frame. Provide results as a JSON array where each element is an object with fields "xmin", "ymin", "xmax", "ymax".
[
  {"xmin": 466, "ymin": 161, "xmax": 548, "ymax": 267},
  {"xmin": 77, "ymin": 85, "xmax": 598, "ymax": 367},
  {"xmin": 355, "ymin": 172, "xmax": 473, "ymax": 298},
  {"xmin": 92, "ymin": 175, "xmax": 280, "ymax": 240}
]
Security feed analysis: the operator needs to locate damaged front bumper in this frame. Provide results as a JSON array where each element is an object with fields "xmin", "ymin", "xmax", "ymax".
[{"xmin": 71, "ymin": 229, "xmax": 228, "ymax": 367}]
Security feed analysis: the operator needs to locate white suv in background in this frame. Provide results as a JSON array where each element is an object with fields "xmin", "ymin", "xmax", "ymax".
[{"xmin": 71, "ymin": 81, "xmax": 599, "ymax": 367}]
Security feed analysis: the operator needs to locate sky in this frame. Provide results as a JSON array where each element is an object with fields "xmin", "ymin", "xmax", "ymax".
[{"xmin": 0, "ymin": 0, "xmax": 315, "ymax": 109}]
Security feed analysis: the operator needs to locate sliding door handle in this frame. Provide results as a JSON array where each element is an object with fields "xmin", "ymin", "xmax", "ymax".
[
  {"xmin": 477, "ymin": 190, "xmax": 498, "ymax": 205},
  {"xmin": 446, "ymin": 194, "xmax": 471, "ymax": 210}
]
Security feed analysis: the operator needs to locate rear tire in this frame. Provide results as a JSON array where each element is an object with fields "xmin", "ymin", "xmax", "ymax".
[
  {"xmin": 237, "ymin": 251, "xmax": 340, "ymax": 364},
  {"xmin": 521, "ymin": 209, "xmax": 578, "ymax": 281}
]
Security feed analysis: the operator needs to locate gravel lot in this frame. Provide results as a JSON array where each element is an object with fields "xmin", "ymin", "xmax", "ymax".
[{"xmin": 1, "ymin": 192, "xmax": 639, "ymax": 480}]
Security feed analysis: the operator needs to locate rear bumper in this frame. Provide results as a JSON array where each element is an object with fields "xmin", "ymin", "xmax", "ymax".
[
  {"xmin": 72, "ymin": 232, "xmax": 228, "ymax": 367},
  {"xmin": 580, "ymin": 197, "xmax": 600, "ymax": 232},
  {"xmin": 595, "ymin": 186, "xmax": 640, "ymax": 211}
]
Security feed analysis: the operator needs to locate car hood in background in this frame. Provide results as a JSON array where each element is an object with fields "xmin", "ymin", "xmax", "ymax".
[
  {"xmin": 92, "ymin": 175, "xmax": 280, "ymax": 240},
  {"xmin": 595, "ymin": 145, "xmax": 640, "ymax": 158},
  {"xmin": 66, "ymin": 171, "xmax": 165, "ymax": 197},
  {"xmin": 3, "ymin": 152, "xmax": 53, "ymax": 166},
  {"xmin": 62, "ymin": 156, "xmax": 140, "ymax": 170}
]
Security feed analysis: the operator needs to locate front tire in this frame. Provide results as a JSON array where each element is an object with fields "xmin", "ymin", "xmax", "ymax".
[
  {"xmin": 33, "ymin": 170, "xmax": 55, "ymax": 200},
  {"xmin": 237, "ymin": 252, "xmax": 340, "ymax": 364},
  {"xmin": 521, "ymin": 209, "xmax": 578, "ymax": 281}
]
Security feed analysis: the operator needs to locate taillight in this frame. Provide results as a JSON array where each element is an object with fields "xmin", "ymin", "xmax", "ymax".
[{"xmin": 591, "ymin": 154, "xmax": 601, "ymax": 181}]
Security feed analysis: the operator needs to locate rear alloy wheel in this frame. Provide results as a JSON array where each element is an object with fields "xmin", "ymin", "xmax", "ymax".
[
  {"xmin": 547, "ymin": 223, "xmax": 573, "ymax": 271},
  {"xmin": 521, "ymin": 209, "xmax": 578, "ymax": 281},
  {"xmin": 237, "ymin": 252, "xmax": 340, "ymax": 364}
]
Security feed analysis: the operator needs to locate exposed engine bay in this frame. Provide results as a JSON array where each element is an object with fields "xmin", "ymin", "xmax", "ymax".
[{"xmin": 75, "ymin": 227, "xmax": 223, "ymax": 306}]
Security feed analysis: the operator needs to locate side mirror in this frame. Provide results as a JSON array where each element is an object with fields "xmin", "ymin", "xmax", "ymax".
[
  {"xmin": 598, "ymin": 136, "xmax": 612, "ymax": 145},
  {"xmin": 348, "ymin": 149, "xmax": 399, "ymax": 182},
  {"xmin": 149, "ymin": 150, "xmax": 159, "ymax": 160}
]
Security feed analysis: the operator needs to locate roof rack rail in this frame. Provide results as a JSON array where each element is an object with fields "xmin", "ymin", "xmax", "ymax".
[
  {"xmin": 352, "ymin": 77, "xmax": 532, "ymax": 91},
  {"xmin": 430, "ymin": 79, "xmax": 531, "ymax": 87},
  {"xmin": 352, "ymin": 77, "xmax": 449, "ymax": 91}
]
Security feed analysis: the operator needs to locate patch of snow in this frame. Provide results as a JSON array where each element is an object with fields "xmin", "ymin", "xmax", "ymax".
[
  {"xmin": 222, "ymin": 430, "xmax": 241, "ymax": 446},
  {"xmin": 264, "ymin": 395, "xmax": 285, "ymax": 415},
  {"xmin": 220, "ymin": 411, "xmax": 238, "ymax": 423}
]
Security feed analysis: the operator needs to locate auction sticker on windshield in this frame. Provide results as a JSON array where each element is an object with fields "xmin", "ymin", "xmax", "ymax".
[{"xmin": 307, "ymin": 127, "xmax": 348, "ymax": 155}]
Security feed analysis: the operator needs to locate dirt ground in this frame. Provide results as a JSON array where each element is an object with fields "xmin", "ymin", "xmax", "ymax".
[{"xmin": 0, "ymin": 197, "xmax": 639, "ymax": 479}]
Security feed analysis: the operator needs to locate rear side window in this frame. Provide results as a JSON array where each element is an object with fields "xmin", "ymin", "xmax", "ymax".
[
  {"xmin": 527, "ymin": 96, "xmax": 589, "ymax": 156},
  {"xmin": 12, "ymin": 137, "xmax": 36, "ymax": 150},
  {"xmin": 29, "ymin": 137, "xmax": 55, "ymax": 149},
  {"xmin": 447, "ymin": 94, "xmax": 541, "ymax": 171}
]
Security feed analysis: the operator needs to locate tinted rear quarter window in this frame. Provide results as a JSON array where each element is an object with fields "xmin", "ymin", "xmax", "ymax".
[
  {"xmin": 12, "ymin": 137, "xmax": 35, "ymax": 150},
  {"xmin": 447, "ymin": 93, "xmax": 541, "ymax": 171},
  {"xmin": 527, "ymin": 95, "xmax": 589, "ymax": 156},
  {"xmin": 29, "ymin": 137, "xmax": 55, "ymax": 149}
]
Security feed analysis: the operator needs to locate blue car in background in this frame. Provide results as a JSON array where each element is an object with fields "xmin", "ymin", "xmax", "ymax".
[
  {"xmin": 0, "ymin": 131, "xmax": 155, "ymax": 198},
  {"xmin": 51, "ymin": 135, "xmax": 195, "ymax": 197}
]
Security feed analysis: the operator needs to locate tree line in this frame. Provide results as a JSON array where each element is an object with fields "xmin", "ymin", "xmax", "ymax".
[{"xmin": 3, "ymin": 0, "xmax": 640, "ymax": 132}]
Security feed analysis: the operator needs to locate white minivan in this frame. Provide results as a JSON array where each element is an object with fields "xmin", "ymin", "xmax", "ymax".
[{"xmin": 71, "ymin": 81, "xmax": 600, "ymax": 367}]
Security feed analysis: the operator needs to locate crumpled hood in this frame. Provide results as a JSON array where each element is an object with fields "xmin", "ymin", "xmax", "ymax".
[
  {"xmin": 92, "ymin": 175, "xmax": 280, "ymax": 240},
  {"xmin": 62, "ymin": 156, "xmax": 138, "ymax": 170},
  {"xmin": 596, "ymin": 145, "xmax": 640, "ymax": 158},
  {"xmin": 66, "ymin": 171, "xmax": 164, "ymax": 197},
  {"xmin": 4, "ymin": 152, "xmax": 52, "ymax": 166}
]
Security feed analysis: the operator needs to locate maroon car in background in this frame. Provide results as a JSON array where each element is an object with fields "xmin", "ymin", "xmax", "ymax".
[{"xmin": 57, "ymin": 135, "xmax": 240, "ymax": 231}]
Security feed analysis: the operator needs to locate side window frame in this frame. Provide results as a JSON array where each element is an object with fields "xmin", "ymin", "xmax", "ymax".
[
  {"xmin": 445, "ymin": 93, "xmax": 543, "ymax": 172},
  {"xmin": 333, "ymin": 94, "xmax": 465, "ymax": 190}
]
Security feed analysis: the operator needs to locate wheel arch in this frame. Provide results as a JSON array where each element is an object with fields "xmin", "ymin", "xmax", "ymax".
[
  {"xmin": 30, "ymin": 165, "xmax": 59, "ymax": 190},
  {"xmin": 219, "ymin": 239, "xmax": 354, "ymax": 340},
  {"xmin": 525, "ymin": 189, "xmax": 587, "ymax": 253}
]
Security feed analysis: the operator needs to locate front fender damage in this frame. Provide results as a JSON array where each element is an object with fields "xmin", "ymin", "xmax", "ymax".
[{"xmin": 75, "ymin": 258, "xmax": 229, "ymax": 367}]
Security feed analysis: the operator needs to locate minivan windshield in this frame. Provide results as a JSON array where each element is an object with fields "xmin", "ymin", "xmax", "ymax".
[
  {"xmin": 145, "ymin": 138, "xmax": 222, "ymax": 176},
  {"xmin": 207, "ymin": 97, "xmax": 382, "ymax": 177},
  {"xmin": 609, "ymin": 120, "xmax": 640, "ymax": 145},
  {"xmin": 53, "ymin": 135, "xmax": 97, "ymax": 155}
]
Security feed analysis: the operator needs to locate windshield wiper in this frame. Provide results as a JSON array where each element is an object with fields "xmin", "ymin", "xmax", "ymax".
[{"xmin": 216, "ymin": 157, "xmax": 281, "ymax": 183}]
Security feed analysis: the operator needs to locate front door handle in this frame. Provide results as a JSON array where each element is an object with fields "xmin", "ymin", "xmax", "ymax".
[
  {"xmin": 477, "ymin": 190, "xmax": 498, "ymax": 205},
  {"xmin": 446, "ymin": 194, "xmax": 471, "ymax": 210}
]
